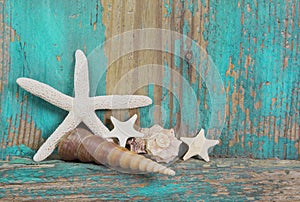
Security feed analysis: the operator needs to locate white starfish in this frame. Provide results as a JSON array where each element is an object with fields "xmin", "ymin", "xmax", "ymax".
[
  {"xmin": 180, "ymin": 129, "xmax": 219, "ymax": 162},
  {"xmin": 16, "ymin": 50, "xmax": 152, "ymax": 162},
  {"xmin": 105, "ymin": 114, "xmax": 144, "ymax": 147}
]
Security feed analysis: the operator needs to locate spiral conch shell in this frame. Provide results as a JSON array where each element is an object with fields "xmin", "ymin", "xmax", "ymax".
[
  {"xmin": 58, "ymin": 128, "xmax": 175, "ymax": 176},
  {"xmin": 140, "ymin": 124, "xmax": 182, "ymax": 163}
]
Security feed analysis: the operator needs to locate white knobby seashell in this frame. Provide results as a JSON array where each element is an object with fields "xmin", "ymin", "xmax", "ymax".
[{"xmin": 141, "ymin": 124, "xmax": 182, "ymax": 163}]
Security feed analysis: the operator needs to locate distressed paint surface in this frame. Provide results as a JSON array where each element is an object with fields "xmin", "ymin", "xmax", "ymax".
[
  {"xmin": 101, "ymin": 0, "xmax": 300, "ymax": 159},
  {"xmin": 1, "ymin": 158, "xmax": 300, "ymax": 200},
  {"xmin": 0, "ymin": 0, "xmax": 107, "ymax": 160},
  {"xmin": 204, "ymin": 0, "xmax": 300, "ymax": 159},
  {"xmin": 0, "ymin": 0, "xmax": 299, "ymax": 161}
]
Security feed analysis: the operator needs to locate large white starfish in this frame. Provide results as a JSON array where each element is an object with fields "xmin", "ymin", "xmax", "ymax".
[
  {"xmin": 106, "ymin": 114, "xmax": 145, "ymax": 147},
  {"xmin": 17, "ymin": 50, "xmax": 152, "ymax": 162},
  {"xmin": 180, "ymin": 129, "xmax": 219, "ymax": 162}
]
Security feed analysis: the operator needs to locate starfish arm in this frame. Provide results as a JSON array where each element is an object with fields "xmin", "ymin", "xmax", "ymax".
[
  {"xmin": 110, "ymin": 116, "xmax": 120, "ymax": 126},
  {"xmin": 74, "ymin": 50, "xmax": 89, "ymax": 98},
  {"xmin": 118, "ymin": 136, "xmax": 128, "ymax": 148},
  {"xmin": 206, "ymin": 139, "xmax": 220, "ymax": 148},
  {"xmin": 92, "ymin": 95, "xmax": 152, "ymax": 110},
  {"xmin": 130, "ymin": 130, "xmax": 145, "ymax": 138},
  {"xmin": 180, "ymin": 137, "xmax": 194, "ymax": 146},
  {"xmin": 83, "ymin": 112, "xmax": 110, "ymax": 136},
  {"xmin": 17, "ymin": 78, "xmax": 73, "ymax": 111},
  {"xmin": 103, "ymin": 128, "xmax": 119, "ymax": 139},
  {"xmin": 104, "ymin": 128, "xmax": 128, "ymax": 147},
  {"xmin": 182, "ymin": 149, "xmax": 196, "ymax": 161},
  {"xmin": 200, "ymin": 139, "xmax": 219, "ymax": 162},
  {"xmin": 110, "ymin": 115, "xmax": 144, "ymax": 138},
  {"xmin": 129, "ymin": 114, "xmax": 137, "ymax": 124},
  {"xmin": 33, "ymin": 112, "xmax": 79, "ymax": 161},
  {"xmin": 199, "ymin": 152, "xmax": 210, "ymax": 162},
  {"xmin": 198, "ymin": 129, "xmax": 205, "ymax": 136}
]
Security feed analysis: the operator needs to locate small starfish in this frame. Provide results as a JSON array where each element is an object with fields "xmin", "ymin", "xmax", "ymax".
[
  {"xmin": 17, "ymin": 50, "xmax": 152, "ymax": 162},
  {"xmin": 105, "ymin": 114, "xmax": 144, "ymax": 147},
  {"xmin": 180, "ymin": 129, "xmax": 219, "ymax": 162}
]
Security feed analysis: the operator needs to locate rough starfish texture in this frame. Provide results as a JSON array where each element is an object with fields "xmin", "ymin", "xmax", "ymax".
[
  {"xmin": 180, "ymin": 129, "xmax": 219, "ymax": 162},
  {"xmin": 105, "ymin": 114, "xmax": 144, "ymax": 147},
  {"xmin": 16, "ymin": 50, "xmax": 152, "ymax": 162}
]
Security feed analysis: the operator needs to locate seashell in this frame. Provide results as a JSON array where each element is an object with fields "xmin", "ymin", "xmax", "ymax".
[
  {"xmin": 58, "ymin": 128, "xmax": 175, "ymax": 176},
  {"xmin": 140, "ymin": 124, "xmax": 182, "ymax": 163},
  {"xmin": 127, "ymin": 138, "xmax": 147, "ymax": 154}
]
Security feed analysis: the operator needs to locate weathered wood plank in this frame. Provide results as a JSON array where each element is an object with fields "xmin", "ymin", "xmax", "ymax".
[
  {"xmin": 101, "ymin": 0, "xmax": 300, "ymax": 159},
  {"xmin": 0, "ymin": 0, "xmax": 108, "ymax": 160},
  {"xmin": 0, "ymin": 0, "xmax": 299, "ymax": 160},
  {"xmin": 1, "ymin": 158, "xmax": 300, "ymax": 200}
]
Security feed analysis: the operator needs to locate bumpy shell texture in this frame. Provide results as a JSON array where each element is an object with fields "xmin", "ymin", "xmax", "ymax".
[
  {"xmin": 58, "ymin": 128, "xmax": 175, "ymax": 176},
  {"xmin": 127, "ymin": 138, "xmax": 147, "ymax": 154},
  {"xmin": 141, "ymin": 124, "xmax": 182, "ymax": 163}
]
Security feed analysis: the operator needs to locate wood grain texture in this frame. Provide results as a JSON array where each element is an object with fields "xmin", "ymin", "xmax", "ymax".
[
  {"xmin": 1, "ymin": 158, "xmax": 300, "ymax": 200},
  {"xmin": 0, "ymin": 0, "xmax": 299, "ymax": 160},
  {"xmin": 101, "ymin": 0, "xmax": 300, "ymax": 159},
  {"xmin": 0, "ymin": 0, "xmax": 107, "ymax": 160}
]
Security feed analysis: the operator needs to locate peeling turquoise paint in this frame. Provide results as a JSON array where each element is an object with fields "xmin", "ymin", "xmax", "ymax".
[
  {"xmin": 140, "ymin": 84, "xmax": 155, "ymax": 128},
  {"xmin": 202, "ymin": 0, "xmax": 299, "ymax": 159},
  {"xmin": 226, "ymin": 133, "xmax": 299, "ymax": 159},
  {"xmin": 200, "ymin": 0, "xmax": 206, "ymax": 7},
  {"xmin": 3, "ymin": 158, "xmax": 290, "ymax": 200},
  {"xmin": 187, "ymin": 0, "xmax": 199, "ymax": 16},
  {"xmin": 182, "ymin": 20, "xmax": 190, "ymax": 49},
  {"xmin": 1, "ymin": 0, "xmax": 299, "ymax": 160},
  {"xmin": 1, "ymin": 0, "xmax": 107, "ymax": 159},
  {"xmin": 3, "ymin": 145, "xmax": 35, "ymax": 159},
  {"xmin": 162, "ymin": 60, "xmax": 171, "ymax": 128},
  {"xmin": 127, "ymin": 183, "xmax": 192, "ymax": 198},
  {"xmin": 163, "ymin": 0, "xmax": 173, "ymax": 17},
  {"xmin": 189, "ymin": 41, "xmax": 211, "ymax": 133},
  {"xmin": 166, "ymin": 0, "xmax": 299, "ymax": 158},
  {"xmin": 180, "ymin": 19, "xmax": 203, "ymax": 134},
  {"xmin": 174, "ymin": 40, "xmax": 181, "ymax": 68}
]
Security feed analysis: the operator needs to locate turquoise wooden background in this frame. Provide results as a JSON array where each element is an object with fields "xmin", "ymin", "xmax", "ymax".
[{"xmin": 0, "ymin": 0, "xmax": 299, "ymax": 160}]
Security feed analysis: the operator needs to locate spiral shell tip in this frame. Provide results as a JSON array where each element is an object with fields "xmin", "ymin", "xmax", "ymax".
[{"xmin": 163, "ymin": 169, "xmax": 176, "ymax": 176}]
